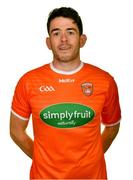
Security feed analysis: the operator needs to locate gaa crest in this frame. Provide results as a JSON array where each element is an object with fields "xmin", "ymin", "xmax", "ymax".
[{"xmin": 81, "ymin": 82, "xmax": 93, "ymax": 96}]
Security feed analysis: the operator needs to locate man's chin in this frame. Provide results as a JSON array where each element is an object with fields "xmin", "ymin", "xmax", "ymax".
[{"xmin": 57, "ymin": 56, "xmax": 72, "ymax": 63}]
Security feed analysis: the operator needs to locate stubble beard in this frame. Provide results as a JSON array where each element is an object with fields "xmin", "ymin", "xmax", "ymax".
[{"xmin": 53, "ymin": 48, "xmax": 80, "ymax": 63}]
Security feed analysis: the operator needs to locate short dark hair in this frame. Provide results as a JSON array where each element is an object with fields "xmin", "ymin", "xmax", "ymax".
[{"xmin": 47, "ymin": 7, "xmax": 83, "ymax": 35}]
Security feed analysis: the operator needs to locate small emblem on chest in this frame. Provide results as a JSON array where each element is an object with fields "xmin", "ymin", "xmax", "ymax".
[
  {"xmin": 39, "ymin": 85, "xmax": 55, "ymax": 92},
  {"xmin": 81, "ymin": 82, "xmax": 93, "ymax": 96}
]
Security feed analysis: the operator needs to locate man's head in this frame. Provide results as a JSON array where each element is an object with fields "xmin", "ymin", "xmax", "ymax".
[
  {"xmin": 47, "ymin": 7, "xmax": 83, "ymax": 36},
  {"xmin": 46, "ymin": 7, "xmax": 87, "ymax": 64}
]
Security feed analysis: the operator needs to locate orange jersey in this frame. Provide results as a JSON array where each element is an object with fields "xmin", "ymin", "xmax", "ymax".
[{"xmin": 11, "ymin": 62, "xmax": 121, "ymax": 179}]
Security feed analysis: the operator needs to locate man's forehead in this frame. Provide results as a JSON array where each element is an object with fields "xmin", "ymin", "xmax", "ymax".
[
  {"xmin": 49, "ymin": 17, "xmax": 78, "ymax": 32},
  {"xmin": 50, "ymin": 17, "xmax": 76, "ymax": 27}
]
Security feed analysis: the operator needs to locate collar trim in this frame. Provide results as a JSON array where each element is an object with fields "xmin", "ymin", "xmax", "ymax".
[{"xmin": 50, "ymin": 62, "xmax": 84, "ymax": 75}]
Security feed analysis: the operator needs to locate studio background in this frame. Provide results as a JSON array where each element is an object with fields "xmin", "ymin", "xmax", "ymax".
[{"xmin": 0, "ymin": 0, "xmax": 132, "ymax": 179}]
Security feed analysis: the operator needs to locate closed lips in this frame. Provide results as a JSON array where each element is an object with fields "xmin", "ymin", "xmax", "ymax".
[{"xmin": 59, "ymin": 45, "xmax": 71, "ymax": 50}]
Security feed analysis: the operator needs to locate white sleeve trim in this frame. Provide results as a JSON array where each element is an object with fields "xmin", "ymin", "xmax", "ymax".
[
  {"xmin": 11, "ymin": 109, "xmax": 29, "ymax": 121},
  {"xmin": 102, "ymin": 119, "xmax": 121, "ymax": 127}
]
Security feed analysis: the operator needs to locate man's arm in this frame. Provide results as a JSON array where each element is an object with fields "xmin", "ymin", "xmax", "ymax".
[
  {"xmin": 10, "ymin": 112, "xmax": 33, "ymax": 159},
  {"xmin": 101, "ymin": 123, "xmax": 120, "ymax": 153}
]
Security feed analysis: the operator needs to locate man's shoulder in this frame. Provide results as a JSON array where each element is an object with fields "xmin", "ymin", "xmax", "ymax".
[
  {"xmin": 17, "ymin": 64, "xmax": 50, "ymax": 84},
  {"xmin": 21, "ymin": 63, "xmax": 50, "ymax": 78},
  {"xmin": 84, "ymin": 63, "xmax": 113, "ymax": 79}
]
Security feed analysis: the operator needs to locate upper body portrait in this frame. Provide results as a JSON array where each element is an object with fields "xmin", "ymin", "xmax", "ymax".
[{"xmin": 10, "ymin": 7, "xmax": 121, "ymax": 179}]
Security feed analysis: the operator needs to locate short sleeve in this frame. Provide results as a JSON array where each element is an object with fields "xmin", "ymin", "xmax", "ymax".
[
  {"xmin": 11, "ymin": 75, "xmax": 31, "ymax": 120},
  {"xmin": 101, "ymin": 77, "xmax": 121, "ymax": 126}
]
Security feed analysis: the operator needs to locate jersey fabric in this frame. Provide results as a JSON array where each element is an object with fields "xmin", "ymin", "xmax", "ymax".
[{"xmin": 11, "ymin": 62, "xmax": 121, "ymax": 179}]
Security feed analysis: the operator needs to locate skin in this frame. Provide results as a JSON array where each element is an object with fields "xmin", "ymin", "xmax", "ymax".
[
  {"xmin": 46, "ymin": 17, "xmax": 87, "ymax": 71},
  {"xmin": 10, "ymin": 17, "xmax": 120, "ymax": 158},
  {"xmin": 102, "ymin": 123, "xmax": 120, "ymax": 153},
  {"xmin": 10, "ymin": 113, "xmax": 33, "ymax": 158}
]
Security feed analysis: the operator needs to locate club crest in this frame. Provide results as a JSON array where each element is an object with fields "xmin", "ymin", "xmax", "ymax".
[{"xmin": 81, "ymin": 82, "xmax": 93, "ymax": 96}]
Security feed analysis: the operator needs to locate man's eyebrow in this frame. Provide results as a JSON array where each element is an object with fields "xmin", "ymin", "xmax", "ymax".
[
  {"xmin": 50, "ymin": 28, "xmax": 60, "ymax": 34},
  {"xmin": 67, "ymin": 28, "xmax": 77, "ymax": 32},
  {"xmin": 50, "ymin": 28, "xmax": 78, "ymax": 34}
]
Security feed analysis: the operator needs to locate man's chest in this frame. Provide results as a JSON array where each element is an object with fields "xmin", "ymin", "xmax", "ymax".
[{"xmin": 28, "ymin": 75, "xmax": 107, "ymax": 127}]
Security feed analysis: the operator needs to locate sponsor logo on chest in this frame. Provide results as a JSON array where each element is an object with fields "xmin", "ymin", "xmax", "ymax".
[{"xmin": 40, "ymin": 103, "xmax": 95, "ymax": 128}]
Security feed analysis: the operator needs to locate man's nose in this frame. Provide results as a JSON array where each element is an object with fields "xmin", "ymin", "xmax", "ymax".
[{"xmin": 60, "ymin": 33, "xmax": 67, "ymax": 42}]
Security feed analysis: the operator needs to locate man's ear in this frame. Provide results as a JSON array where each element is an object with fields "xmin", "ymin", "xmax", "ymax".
[
  {"xmin": 80, "ymin": 34, "xmax": 87, "ymax": 48},
  {"xmin": 46, "ymin": 37, "xmax": 52, "ymax": 50}
]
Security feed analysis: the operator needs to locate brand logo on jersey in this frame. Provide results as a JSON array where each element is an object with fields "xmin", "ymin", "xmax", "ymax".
[
  {"xmin": 39, "ymin": 86, "xmax": 55, "ymax": 92},
  {"xmin": 59, "ymin": 78, "xmax": 75, "ymax": 83},
  {"xmin": 40, "ymin": 103, "xmax": 95, "ymax": 128},
  {"xmin": 81, "ymin": 82, "xmax": 93, "ymax": 96}
]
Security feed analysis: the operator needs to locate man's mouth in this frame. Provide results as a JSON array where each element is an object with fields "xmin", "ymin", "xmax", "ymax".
[{"xmin": 59, "ymin": 45, "xmax": 71, "ymax": 50}]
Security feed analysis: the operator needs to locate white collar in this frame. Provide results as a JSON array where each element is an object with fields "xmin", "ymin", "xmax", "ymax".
[{"xmin": 50, "ymin": 62, "xmax": 84, "ymax": 75}]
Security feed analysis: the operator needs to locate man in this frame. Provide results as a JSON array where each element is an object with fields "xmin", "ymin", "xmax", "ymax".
[{"xmin": 10, "ymin": 7, "xmax": 121, "ymax": 179}]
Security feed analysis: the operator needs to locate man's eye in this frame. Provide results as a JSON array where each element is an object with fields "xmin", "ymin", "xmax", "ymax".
[
  {"xmin": 53, "ymin": 32, "xmax": 59, "ymax": 36},
  {"xmin": 68, "ymin": 31, "xmax": 74, "ymax": 34}
]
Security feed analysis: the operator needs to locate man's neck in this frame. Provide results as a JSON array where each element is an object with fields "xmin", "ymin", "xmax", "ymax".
[{"xmin": 52, "ymin": 60, "xmax": 81, "ymax": 72}]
